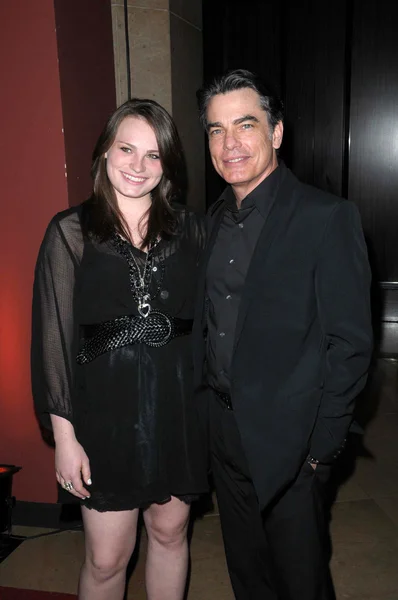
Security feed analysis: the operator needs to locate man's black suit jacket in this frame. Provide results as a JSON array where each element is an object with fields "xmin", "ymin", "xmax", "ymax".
[{"xmin": 193, "ymin": 166, "xmax": 373, "ymax": 511}]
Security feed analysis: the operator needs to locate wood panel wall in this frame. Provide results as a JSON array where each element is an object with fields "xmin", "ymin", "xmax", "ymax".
[{"xmin": 202, "ymin": 0, "xmax": 398, "ymax": 355}]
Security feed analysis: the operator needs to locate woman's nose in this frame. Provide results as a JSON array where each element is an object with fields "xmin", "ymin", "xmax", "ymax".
[{"xmin": 130, "ymin": 154, "xmax": 145, "ymax": 173}]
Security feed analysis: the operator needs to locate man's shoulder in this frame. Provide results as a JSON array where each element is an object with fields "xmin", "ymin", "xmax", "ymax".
[
  {"xmin": 207, "ymin": 197, "xmax": 225, "ymax": 217},
  {"xmin": 286, "ymin": 168, "xmax": 340, "ymax": 206},
  {"xmin": 206, "ymin": 185, "xmax": 231, "ymax": 218},
  {"xmin": 289, "ymin": 171, "xmax": 348, "ymax": 219}
]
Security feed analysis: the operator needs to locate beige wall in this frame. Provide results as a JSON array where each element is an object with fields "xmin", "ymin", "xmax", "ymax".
[{"xmin": 111, "ymin": 0, "xmax": 205, "ymax": 211}]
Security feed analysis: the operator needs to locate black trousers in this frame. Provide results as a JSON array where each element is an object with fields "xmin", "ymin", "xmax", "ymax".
[{"xmin": 209, "ymin": 391, "xmax": 336, "ymax": 600}]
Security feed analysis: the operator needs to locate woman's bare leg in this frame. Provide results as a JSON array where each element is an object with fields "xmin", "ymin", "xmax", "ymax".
[
  {"xmin": 143, "ymin": 496, "xmax": 191, "ymax": 600},
  {"xmin": 78, "ymin": 506, "xmax": 139, "ymax": 600}
]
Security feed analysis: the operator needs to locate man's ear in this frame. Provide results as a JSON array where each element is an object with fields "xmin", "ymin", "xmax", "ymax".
[{"xmin": 272, "ymin": 121, "xmax": 283, "ymax": 150}]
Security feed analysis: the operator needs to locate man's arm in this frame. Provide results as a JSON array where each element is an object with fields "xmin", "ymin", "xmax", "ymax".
[{"xmin": 309, "ymin": 200, "xmax": 373, "ymax": 463}]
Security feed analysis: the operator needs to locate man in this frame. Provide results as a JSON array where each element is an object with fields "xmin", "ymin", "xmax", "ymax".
[{"xmin": 193, "ymin": 70, "xmax": 372, "ymax": 600}]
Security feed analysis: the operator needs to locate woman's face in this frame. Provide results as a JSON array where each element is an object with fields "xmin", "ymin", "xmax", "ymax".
[{"xmin": 105, "ymin": 116, "xmax": 163, "ymax": 206}]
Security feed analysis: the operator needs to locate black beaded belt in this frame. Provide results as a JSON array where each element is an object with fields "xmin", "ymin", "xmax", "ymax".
[
  {"xmin": 76, "ymin": 311, "xmax": 193, "ymax": 364},
  {"xmin": 212, "ymin": 388, "xmax": 233, "ymax": 410}
]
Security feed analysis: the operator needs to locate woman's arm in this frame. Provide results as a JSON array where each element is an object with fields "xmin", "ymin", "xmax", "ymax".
[
  {"xmin": 32, "ymin": 214, "xmax": 91, "ymax": 499},
  {"xmin": 51, "ymin": 414, "xmax": 91, "ymax": 499}
]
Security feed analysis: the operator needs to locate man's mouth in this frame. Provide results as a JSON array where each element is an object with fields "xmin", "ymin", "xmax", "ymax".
[{"xmin": 223, "ymin": 156, "xmax": 248, "ymax": 164}]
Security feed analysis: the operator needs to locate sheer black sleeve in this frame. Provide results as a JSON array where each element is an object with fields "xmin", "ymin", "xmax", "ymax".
[
  {"xmin": 183, "ymin": 208, "xmax": 206, "ymax": 260},
  {"xmin": 31, "ymin": 210, "xmax": 83, "ymax": 430},
  {"xmin": 192, "ymin": 211, "xmax": 207, "ymax": 256}
]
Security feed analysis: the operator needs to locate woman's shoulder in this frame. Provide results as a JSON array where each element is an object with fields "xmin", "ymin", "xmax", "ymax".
[
  {"xmin": 42, "ymin": 204, "xmax": 85, "ymax": 253},
  {"xmin": 49, "ymin": 204, "xmax": 83, "ymax": 228},
  {"xmin": 171, "ymin": 202, "xmax": 206, "ymax": 247},
  {"xmin": 171, "ymin": 202, "xmax": 205, "ymax": 226}
]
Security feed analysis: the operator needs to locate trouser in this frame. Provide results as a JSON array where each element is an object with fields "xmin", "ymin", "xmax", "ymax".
[{"xmin": 208, "ymin": 390, "xmax": 336, "ymax": 600}]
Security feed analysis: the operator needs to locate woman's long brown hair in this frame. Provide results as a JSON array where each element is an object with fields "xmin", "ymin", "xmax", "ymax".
[{"xmin": 84, "ymin": 98, "xmax": 187, "ymax": 248}]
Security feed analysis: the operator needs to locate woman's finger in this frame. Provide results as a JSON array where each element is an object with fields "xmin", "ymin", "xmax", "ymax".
[
  {"xmin": 81, "ymin": 459, "xmax": 92, "ymax": 487},
  {"xmin": 71, "ymin": 475, "xmax": 91, "ymax": 499},
  {"xmin": 59, "ymin": 474, "xmax": 88, "ymax": 499}
]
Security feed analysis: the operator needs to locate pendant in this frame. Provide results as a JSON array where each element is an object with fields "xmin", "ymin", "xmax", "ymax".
[{"xmin": 138, "ymin": 294, "xmax": 151, "ymax": 318}]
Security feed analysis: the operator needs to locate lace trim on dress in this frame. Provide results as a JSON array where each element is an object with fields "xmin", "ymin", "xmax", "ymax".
[{"xmin": 82, "ymin": 491, "xmax": 200, "ymax": 512}]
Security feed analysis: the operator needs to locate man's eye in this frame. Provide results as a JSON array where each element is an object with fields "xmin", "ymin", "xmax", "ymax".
[
  {"xmin": 210, "ymin": 129, "xmax": 222, "ymax": 136},
  {"xmin": 241, "ymin": 123, "xmax": 253, "ymax": 130}
]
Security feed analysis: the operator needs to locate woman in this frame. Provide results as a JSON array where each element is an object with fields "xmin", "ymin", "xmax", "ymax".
[{"xmin": 31, "ymin": 99, "xmax": 208, "ymax": 600}]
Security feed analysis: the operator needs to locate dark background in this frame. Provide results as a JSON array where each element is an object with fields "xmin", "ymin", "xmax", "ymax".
[{"xmin": 202, "ymin": 0, "xmax": 398, "ymax": 355}]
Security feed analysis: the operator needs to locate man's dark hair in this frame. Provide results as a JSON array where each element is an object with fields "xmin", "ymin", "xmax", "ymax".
[{"xmin": 198, "ymin": 69, "xmax": 284, "ymax": 132}]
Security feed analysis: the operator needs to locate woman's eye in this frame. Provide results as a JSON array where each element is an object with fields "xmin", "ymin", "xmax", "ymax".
[
  {"xmin": 120, "ymin": 146, "xmax": 131, "ymax": 153},
  {"xmin": 148, "ymin": 154, "xmax": 160, "ymax": 160}
]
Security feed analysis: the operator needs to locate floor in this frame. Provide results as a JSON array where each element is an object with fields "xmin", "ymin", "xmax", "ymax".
[{"xmin": 1, "ymin": 359, "xmax": 398, "ymax": 599}]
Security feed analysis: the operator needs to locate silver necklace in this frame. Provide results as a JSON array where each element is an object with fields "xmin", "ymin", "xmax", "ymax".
[
  {"xmin": 111, "ymin": 234, "xmax": 163, "ymax": 318},
  {"xmin": 129, "ymin": 248, "xmax": 152, "ymax": 317}
]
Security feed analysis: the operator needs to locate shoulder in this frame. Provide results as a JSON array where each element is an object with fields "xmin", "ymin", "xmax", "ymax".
[
  {"xmin": 206, "ymin": 188, "xmax": 228, "ymax": 218},
  {"xmin": 283, "ymin": 165, "xmax": 340, "ymax": 209},
  {"xmin": 171, "ymin": 202, "xmax": 205, "ymax": 228},
  {"xmin": 47, "ymin": 204, "xmax": 83, "ymax": 231},
  {"xmin": 299, "ymin": 182, "xmax": 342, "ymax": 209},
  {"xmin": 288, "ymin": 170, "xmax": 354, "ymax": 222},
  {"xmin": 300, "ymin": 182, "xmax": 360, "ymax": 225},
  {"xmin": 284, "ymin": 174, "xmax": 364, "ymax": 251},
  {"xmin": 40, "ymin": 204, "xmax": 84, "ymax": 257},
  {"xmin": 170, "ymin": 202, "xmax": 206, "ymax": 247},
  {"xmin": 171, "ymin": 202, "xmax": 205, "ymax": 218}
]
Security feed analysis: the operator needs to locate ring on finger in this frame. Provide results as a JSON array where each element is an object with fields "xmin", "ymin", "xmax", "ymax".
[{"xmin": 64, "ymin": 481, "xmax": 74, "ymax": 491}]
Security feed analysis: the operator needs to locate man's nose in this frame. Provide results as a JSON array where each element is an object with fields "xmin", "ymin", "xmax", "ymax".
[{"xmin": 223, "ymin": 132, "xmax": 241, "ymax": 151}]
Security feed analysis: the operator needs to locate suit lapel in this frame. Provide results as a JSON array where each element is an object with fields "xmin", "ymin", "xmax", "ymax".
[{"xmin": 233, "ymin": 169, "xmax": 300, "ymax": 352}]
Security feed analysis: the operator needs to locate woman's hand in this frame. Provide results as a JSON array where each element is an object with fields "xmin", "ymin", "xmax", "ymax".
[
  {"xmin": 55, "ymin": 437, "xmax": 92, "ymax": 499},
  {"xmin": 51, "ymin": 415, "xmax": 92, "ymax": 499}
]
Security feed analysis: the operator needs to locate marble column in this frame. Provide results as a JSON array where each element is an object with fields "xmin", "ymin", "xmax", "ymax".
[{"xmin": 111, "ymin": 0, "xmax": 205, "ymax": 211}]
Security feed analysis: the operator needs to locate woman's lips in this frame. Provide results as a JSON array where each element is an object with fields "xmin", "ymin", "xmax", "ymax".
[{"xmin": 121, "ymin": 171, "xmax": 148, "ymax": 184}]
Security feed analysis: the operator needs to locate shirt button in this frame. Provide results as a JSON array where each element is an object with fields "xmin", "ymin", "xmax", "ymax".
[
  {"xmin": 219, "ymin": 332, "xmax": 226, "ymax": 337},
  {"xmin": 229, "ymin": 259, "xmax": 234, "ymax": 264},
  {"xmin": 160, "ymin": 290, "xmax": 169, "ymax": 299},
  {"xmin": 152, "ymin": 266, "xmax": 158, "ymax": 272},
  {"xmin": 238, "ymin": 223, "xmax": 244, "ymax": 229},
  {"xmin": 226, "ymin": 295, "xmax": 232, "ymax": 300}
]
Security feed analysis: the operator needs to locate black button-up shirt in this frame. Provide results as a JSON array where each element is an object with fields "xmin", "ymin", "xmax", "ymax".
[{"xmin": 205, "ymin": 165, "xmax": 282, "ymax": 392}]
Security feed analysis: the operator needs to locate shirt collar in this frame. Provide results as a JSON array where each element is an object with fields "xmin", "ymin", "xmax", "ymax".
[{"xmin": 222, "ymin": 162, "xmax": 284, "ymax": 219}]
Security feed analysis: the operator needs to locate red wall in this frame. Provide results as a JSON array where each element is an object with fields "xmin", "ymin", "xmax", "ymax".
[
  {"xmin": 0, "ymin": 0, "xmax": 68, "ymax": 503},
  {"xmin": 54, "ymin": 0, "xmax": 116, "ymax": 205},
  {"xmin": 0, "ymin": 1, "xmax": 116, "ymax": 503}
]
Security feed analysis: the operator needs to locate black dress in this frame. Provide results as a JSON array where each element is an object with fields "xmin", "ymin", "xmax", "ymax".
[{"xmin": 31, "ymin": 203, "xmax": 208, "ymax": 511}]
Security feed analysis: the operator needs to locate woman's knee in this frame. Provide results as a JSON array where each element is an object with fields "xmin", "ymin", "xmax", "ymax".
[
  {"xmin": 81, "ymin": 506, "xmax": 139, "ymax": 583},
  {"xmin": 84, "ymin": 550, "xmax": 130, "ymax": 583},
  {"xmin": 146, "ymin": 510, "xmax": 189, "ymax": 547}
]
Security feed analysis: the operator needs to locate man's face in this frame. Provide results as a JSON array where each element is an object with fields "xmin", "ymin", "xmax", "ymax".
[{"xmin": 206, "ymin": 88, "xmax": 283, "ymax": 202}]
